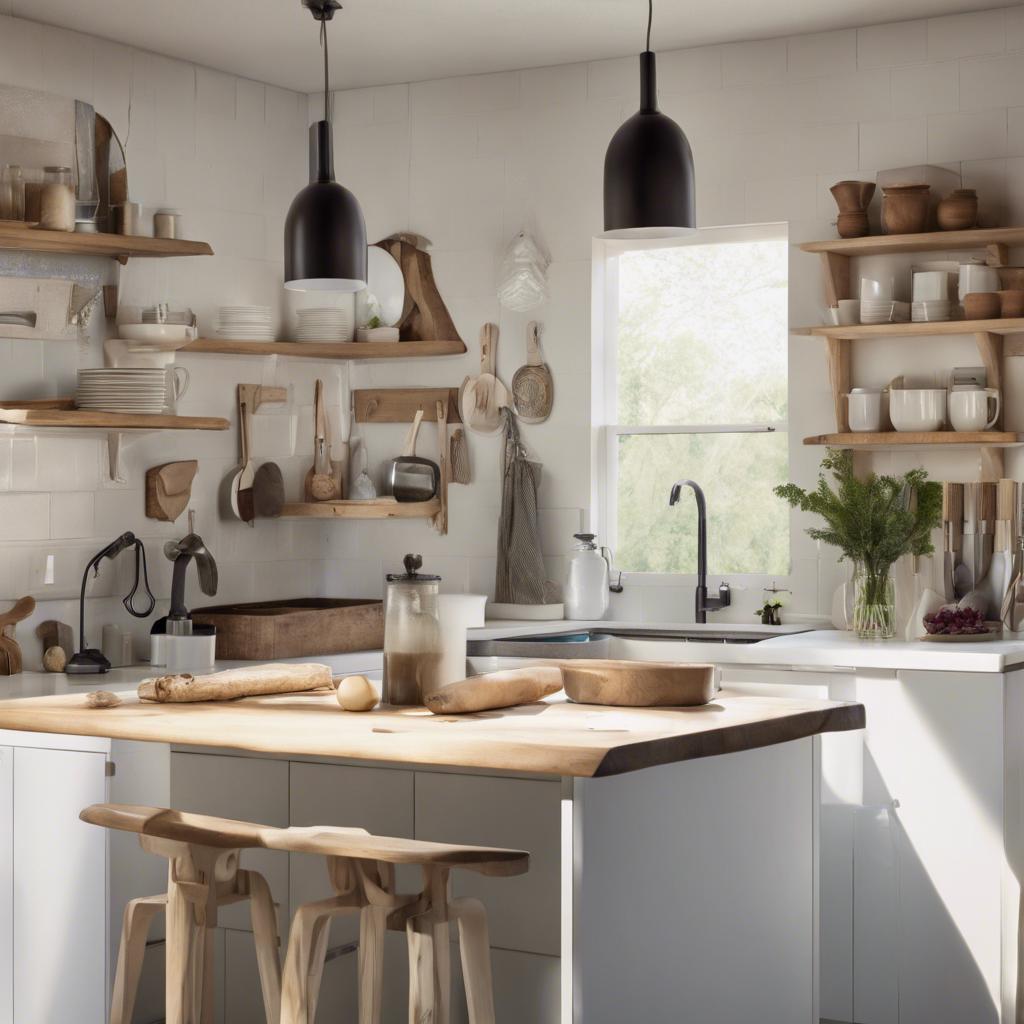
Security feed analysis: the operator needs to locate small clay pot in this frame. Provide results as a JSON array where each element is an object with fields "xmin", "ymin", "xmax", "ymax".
[
  {"xmin": 937, "ymin": 188, "xmax": 978, "ymax": 231},
  {"xmin": 964, "ymin": 291, "xmax": 1001, "ymax": 320},
  {"xmin": 998, "ymin": 289, "xmax": 1024, "ymax": 318},
  {"xmin": 882, "ymin": 184, "xmax": 931, "ymax": 235},
  {"xmin": 998, "ymin": 267, "xmax": 1024, "ymax": 291},
  {"xmin": 837, "ymin": 211, "xmax": 870, "ymax": 238},
  {"xmin": 830, "ymin": 180, "xmax": 876, "ymax": 213}
]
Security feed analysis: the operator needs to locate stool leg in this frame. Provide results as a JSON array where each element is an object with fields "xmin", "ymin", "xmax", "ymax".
[
  {"xmin": 281, "ymin": 898, "xmax": 361, "ymax": 1024},
  {"xmin": 242, "ymin": 869, "xmax": 282, "ymax": 1024},
  {"xmin": 358, "ymin": 904, "xmax": 387, "ymax": 1024},
  {"xmin": 110, "ymin": 895, "xmax": 165, "ymax": 1024},
  {"xmin": 407, "ymin": 911, "xmax": 451, "ymax": 1024},
  {"xmin": 451, "ymin": 898, "xmax": 495, "ymax": 1024},
  {"xmin": 165, "ymin": 865, "xmax": 203, "ymax": 1024}
]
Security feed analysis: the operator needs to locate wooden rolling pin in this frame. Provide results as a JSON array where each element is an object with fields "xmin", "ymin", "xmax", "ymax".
[
  {"xmin": 139, "ymin": 663, "xmax": 333, "ymax": 703},
  {"xmin": 425, "ymin": 667, "xmax": 563, "ymax": 714}
]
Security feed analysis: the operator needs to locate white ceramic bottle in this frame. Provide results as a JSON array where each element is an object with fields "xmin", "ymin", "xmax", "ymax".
[{"xmin": 564, "ymin": 533, "xmax": 611, "ymax": 620}]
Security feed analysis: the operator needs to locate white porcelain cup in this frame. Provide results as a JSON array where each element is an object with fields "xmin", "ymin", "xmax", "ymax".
[
  {"xmin": 861, "ymin": 276, "xmax": 895, "ymax": 302},
  {"xmin": 958, "ymin": 263, "xmax": 1000, "ymax": 302},
  {"xmin": 164, "ymin": 365, "xmax": 190, "ymax": 411},
  {"xmin": 846, "ymin": 390, "xmax": 883, "ymax": 432},
  {"xmin": 949, "ymin": 387, "xmax": 1000, "ymax": 431},
  {"xmin": 889, "ymin": 388, "xmax": 947, "ymax": 432},
  {"xmin": 826, "ymin": 299, "xmax": 860, "ymax": 325},
  {"xmin": 912, "ymin": 270, "xmax": 950, "ymax": 302}
]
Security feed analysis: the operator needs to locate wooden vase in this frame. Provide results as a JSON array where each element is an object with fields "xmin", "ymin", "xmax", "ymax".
[
  {"xmin": 830, "ymin": 180, "xmax": 875, "ymax": 238},
  {"xmin": 937, "ymin": 189, "xmax": 978, "ymax": 231},
  {"xmin": 881, "ymin": 185, "xmax": 930, "ymax": 235}
]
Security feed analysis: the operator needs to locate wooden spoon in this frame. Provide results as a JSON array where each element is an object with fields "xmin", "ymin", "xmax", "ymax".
[
  {"xmin": 459, "ymin": 323, "xmax": 510, "ymax": 434},
  {"xmin": 512, "ymin": 321, "xmax": 553, "ymax": 424},
  {"xmin": 305, "ymin": 380, "xmax": 341, "ymax": 502},
  {"xmin": 235, "ymin": 390, "xmax": 255, "ymax": 524}
]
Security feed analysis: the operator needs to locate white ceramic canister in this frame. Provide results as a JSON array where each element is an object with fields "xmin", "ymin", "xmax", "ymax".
[
  {"xmin": 564, "ymin": 533, "xmax": 611, "ymax": 620},
  {"xmin": 436, "ymin": 594, "xmax": 488, "ymax": 689}
]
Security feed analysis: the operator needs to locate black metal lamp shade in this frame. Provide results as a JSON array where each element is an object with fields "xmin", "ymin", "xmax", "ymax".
[
  {"xmin": 285, "ymin": 120, "xmax": 367, "ymax": 291},
  {"xmin": 601, "ymin": 52, "xmax": 696, "ymax": 239}
]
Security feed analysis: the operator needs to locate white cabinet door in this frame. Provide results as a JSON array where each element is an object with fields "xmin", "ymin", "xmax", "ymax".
[
  {"xmin": 415, "ymin": 772, "xmax": 562, "ymax": 957},
  {"xmin": 858, "ymin": 671, "xmax": 1003, "ymax": 1024},
  {"xmin": 13, "ymin": 746, "xmax": 108, "ymax": 1024},
  {"xmin": 171, "ymin": 752, "xmax": 289, "ymax": 934},
  {"xmin": 0, "ymin": 747, "xmax": 11, "ymax": 1024}
]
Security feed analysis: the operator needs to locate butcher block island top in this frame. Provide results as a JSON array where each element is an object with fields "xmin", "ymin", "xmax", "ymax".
[{"xmin": 0, "ymin": 688, "xmax": 863, "ymax": 778}]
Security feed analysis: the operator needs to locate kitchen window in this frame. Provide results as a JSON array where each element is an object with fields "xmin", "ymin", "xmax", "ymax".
[{"xmin": 596, "ymin": 223, "xmax": 790, "ymax": 578}]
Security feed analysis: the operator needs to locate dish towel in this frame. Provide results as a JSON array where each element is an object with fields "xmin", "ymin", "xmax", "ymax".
[{"xmin": 495, "ymin": 409, "xmax": 557, "ymax": 605}]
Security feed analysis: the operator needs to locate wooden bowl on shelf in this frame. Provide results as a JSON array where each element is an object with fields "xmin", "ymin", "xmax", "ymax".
[
  {"xmin": 997, "ymin": 267, "xmax": 1024, "ymax": 291},
  {"xmin": 998, "ymin": 289, "xmax": 1024, "ymax": 318},
  {"xmin": 881, "ymin": 184, "xmax": 931, "ymax": 235},
  {"xmin": 964, "ymin": 291, "xmax": 1001, "ymax": 320}
]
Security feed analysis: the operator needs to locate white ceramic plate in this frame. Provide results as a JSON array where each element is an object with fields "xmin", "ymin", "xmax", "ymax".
[{"xmin": 365, "ymin": 246, "xmax": 405, "ymax": 327}]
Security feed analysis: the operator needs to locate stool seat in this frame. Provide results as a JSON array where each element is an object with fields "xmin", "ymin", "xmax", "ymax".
[
  {"xmin": 264, "ymin": 825, "xmax": 530, "ymax": 875},
  {"xmin": 81, "ymin": 802, "xmax": 267, "ymax": 849}
]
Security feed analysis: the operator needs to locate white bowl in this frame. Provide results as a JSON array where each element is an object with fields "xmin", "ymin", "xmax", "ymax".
[
  {"xmin": 889, "ymin": 388, "xmax": 946, "ymax": 432},
  {"xmin": 118, "ymin": 323, "xmax": 197, "ymax": 344}
]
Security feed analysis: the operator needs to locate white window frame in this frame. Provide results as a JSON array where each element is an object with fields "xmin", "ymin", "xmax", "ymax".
[{"xmin": 591, "ymin": 222, "xmax": 790, "ymax": 587}]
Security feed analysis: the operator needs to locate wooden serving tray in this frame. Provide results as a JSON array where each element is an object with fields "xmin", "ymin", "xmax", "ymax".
[{"xmin": 192, "ymin": 598, "xmax": 383, "ymax": 660}]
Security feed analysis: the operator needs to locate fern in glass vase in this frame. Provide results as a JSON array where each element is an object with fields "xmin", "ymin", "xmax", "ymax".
[{"xmin": 774, "ymin": 449, "xmax": 942, "ymax": 638}]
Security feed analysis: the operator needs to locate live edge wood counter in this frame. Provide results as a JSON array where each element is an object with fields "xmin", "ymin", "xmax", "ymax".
[{"xmin": 0, "ymin": 689, "xmax": 863, "ymax": 778}]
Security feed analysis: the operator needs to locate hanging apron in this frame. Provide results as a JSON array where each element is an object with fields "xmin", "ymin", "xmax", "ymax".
[{"xmin": 495, "ymin": 410, "xmax": 555, "ymax": 605}]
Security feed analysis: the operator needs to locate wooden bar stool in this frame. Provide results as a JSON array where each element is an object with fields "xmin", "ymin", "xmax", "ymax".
[
  {"xmin": 80, "ymin": 803, "xmax": 283, "ymax": 1024},
  {"xmin": 261, "ymin": 826, "xmax": 530, "ymax": 1024}
]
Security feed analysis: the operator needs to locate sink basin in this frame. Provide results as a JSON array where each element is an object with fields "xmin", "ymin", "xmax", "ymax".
[{"xmin": 467, "ymin": 625, "xmax": 808, "ymax": 660}]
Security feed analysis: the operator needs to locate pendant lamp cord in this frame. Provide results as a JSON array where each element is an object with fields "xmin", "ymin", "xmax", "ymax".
[
  {"xmin": 321, "ymin": 17, "xmax": 330, "ymax": 122},
  {"xmin": 646, "ymin": 0, "xmax": 652, "ymax": 51}
]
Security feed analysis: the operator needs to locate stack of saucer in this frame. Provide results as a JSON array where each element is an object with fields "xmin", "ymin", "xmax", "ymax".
[
  {"xmin": 216, "ymin": 305, "xmax": 274, "ymax": 341},
  {"xmin": 861, "ymin": 299, "xmax": 910, "ymax": 325},
  {"xmin": 295, "ymin": 307, "xmax": 352, "ymax": 342},
  {"xmin": 76, "ymin": 369, "xmax": 167, "ymax": 413},
  {"xmin": 911, "ymin": 300, "xmax": 952, "ymax": 323}
]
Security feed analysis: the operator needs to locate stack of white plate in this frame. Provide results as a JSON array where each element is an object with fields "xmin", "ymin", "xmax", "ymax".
[
  {"xmin": 216, "ymin": 305, "xmax": 274, "ymax": 341},
  {"xmin": 295, "ymin": 307, "xmax": 352, "ymax": 342},
  {"xmin": 911, "ymin": 300, "xmax": 952, "ymax": 323},
  {"xmin": 76, "ymin": 369, "xmax": 167, "ymax": 413},
  {"xmin": 861, "ymin": 299, "xmax": 911, "ymax": 325}
]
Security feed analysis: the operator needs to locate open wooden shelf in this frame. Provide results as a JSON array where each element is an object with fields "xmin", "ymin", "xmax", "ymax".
[
  {"xmin": 804, "ymin": 431, "xmax": 1024, "ymax": 449},
  {"xmin": 280, "ymin": 497, "xmax": 441, "ymax": 519},
  {"xmin": 794, "ymin": 318, "xmax": 1024, "ymax": 340},
  {"xmin": 799, "ymin": 226, "xmax": 1024, "ymax": 258},
  {"xmin": 0, "ymin": 400, "xmax": 227, "ymax": 432},
  {"xmin": 182, "ymin": 338, "xmax": 467, "ymax": 360},
  {"xmin": 0, "ymin": 219, "xmax": 213, "ymax": 263}
]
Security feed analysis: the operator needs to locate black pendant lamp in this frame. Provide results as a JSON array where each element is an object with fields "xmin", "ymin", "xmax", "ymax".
[
  {"xmin": 601, "ymin": 0, "xmax": 696, "ymax": 238},
  {"xmin": 285, "ymin": 0, "xmax": 367, "ymax": 291}
]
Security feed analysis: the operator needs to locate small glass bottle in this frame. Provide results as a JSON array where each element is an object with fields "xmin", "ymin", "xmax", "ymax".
[
  {"xmin": 2, "ymin": 165, "xmax": 24, "ymax": 221},
  {"xmin": 383, "ymin": 554, "xmax": 442, "ymax": 706}
]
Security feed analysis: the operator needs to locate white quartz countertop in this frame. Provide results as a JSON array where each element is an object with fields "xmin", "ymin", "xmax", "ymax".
[{"xmin": 467, "ymin": 621, "xmax": 1024, "ymax": 673}]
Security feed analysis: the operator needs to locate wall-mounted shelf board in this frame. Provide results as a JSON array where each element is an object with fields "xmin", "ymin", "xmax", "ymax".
[
  {"xmin": 0, "ymin": 399, "xmax": 228, "ymax": 482},
  {"xmin": 794, "ymin": 318, "xmax": 1024, "ymax": 340},
  {"xmin": 0, "ymin": 219, "xmax": 213, "ymax": 263},
  {"xmin": 804, "ymin": 431, "xmax": 1024, "ymax": 448},
  {"xmin": 799, "ymin": 226, "xmax": 1024, "ymax": 258},
  {"xmin": 279, "ymin": 498, "xmax": 441, "ymax": 520},
  {"xmin": 182, "ymin": 338, "xmax": 467, "ymax": 360},
  {"xmin": 0, "ymin": 402, "xmax": 227, "ymax": 432},
  {"xmin": 354, "ymin": 388, "xmax": 462, "ymax": 424}
]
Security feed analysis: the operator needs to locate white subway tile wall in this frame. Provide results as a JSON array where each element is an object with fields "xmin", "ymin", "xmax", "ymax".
[{"xmin": 3, "ymin": 6, "xmax": 1024, "ymax": 663}]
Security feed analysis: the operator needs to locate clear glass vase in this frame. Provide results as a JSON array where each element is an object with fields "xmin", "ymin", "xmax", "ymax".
[{"xmin": 853, "ymin": 566, "xmax": 895, "ymax": 639}]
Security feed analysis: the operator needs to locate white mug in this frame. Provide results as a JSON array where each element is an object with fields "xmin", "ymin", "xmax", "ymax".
[
  {"xmin": 861, "ymin": 276, "xmax": 896, "ymax": 302},
  {"xmin": 958, "ymin": 263, "xmax": 999, "ymax": 302},
  {"xmin": 827, "ymin": 299, "xmax": 860, "ymax": 325},
  {"xmin": 949, "ymin": 387, "xmax": 1000, "ymax": 431},
  {"xmin": 164, "ymin": 365, "xmax": 190, "ymax": 412},
  {"xmin": 912, "ymin": 270, "xmax": 950, "ymax": 302},
  {"xmin": 846, "ymin": 390, "xmax": 883, "ymax": 432}
]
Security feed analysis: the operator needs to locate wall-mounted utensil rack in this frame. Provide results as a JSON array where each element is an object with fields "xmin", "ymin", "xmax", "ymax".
[
  {"xmin": 353, "ymin": 388, "xmax": 463, "ymax": 423},
  {"xmin": 279, "ymin": 497, "xmax": 441, "ymax": 519},
  {"xmin": 0, "ymin": 399, "xmax": 228, "ymax": 482}
]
